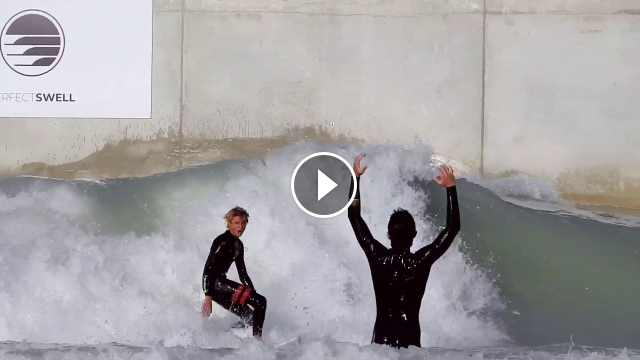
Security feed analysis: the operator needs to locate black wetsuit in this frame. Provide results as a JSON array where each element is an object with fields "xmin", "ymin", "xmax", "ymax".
[
  {"xmin": 202, "ymin": 230, "xmax": 267, "ymax": 337},
  {"xmin": 347, "ymin": 177, "xmax": 460, "ymax": 348}
]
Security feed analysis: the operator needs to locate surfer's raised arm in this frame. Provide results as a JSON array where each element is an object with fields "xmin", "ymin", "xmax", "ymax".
[
  {"xmin": 347, "ymin": 153, "xmax": 387, "ymax": 260},
  {"xmin": 415, "ymin": 165, "xmax": 461, "ymax": 266}
]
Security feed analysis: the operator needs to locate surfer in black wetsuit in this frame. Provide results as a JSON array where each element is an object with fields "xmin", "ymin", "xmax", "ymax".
[
  {"xmin": 347, "ymin": 154, "xmax": 461, "ymax": 348},
  {"xmin": 201, "ymin": 207, "xmax": 267, "ymax": 340}
]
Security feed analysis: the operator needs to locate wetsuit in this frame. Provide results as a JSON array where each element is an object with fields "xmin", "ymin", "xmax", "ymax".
[
  {"xmin": 202, "ymin": 230, "xmax": 267, "ymax": 337},
  {"xmin": 347, "ymin": 177, "xmax": 460, "ymax": 348}
]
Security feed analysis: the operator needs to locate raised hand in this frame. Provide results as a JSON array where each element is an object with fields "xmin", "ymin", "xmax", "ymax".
[
  {"xmin": 433, "ymin": 165, "xmax": 456, "ymax": 188},
  {"xmin": 353, "ymin": 153, "xmax": 368, "ymax": 177}
]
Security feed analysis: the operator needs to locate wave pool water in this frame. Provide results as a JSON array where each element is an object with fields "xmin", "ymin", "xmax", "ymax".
[{"xmin": 0, "ymin": 142, "xmax": 638, "ymax": 359}]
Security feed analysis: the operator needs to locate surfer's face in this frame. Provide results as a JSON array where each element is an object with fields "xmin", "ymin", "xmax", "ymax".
[{"xmin": 227, "ymin": 216, "xmax": 247, "ymax": 237}]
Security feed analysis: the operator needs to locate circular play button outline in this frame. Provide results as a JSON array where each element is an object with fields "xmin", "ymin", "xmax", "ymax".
[{"xmin": 291, "ymin": 151, "xmax": 358, "ymax": 219}]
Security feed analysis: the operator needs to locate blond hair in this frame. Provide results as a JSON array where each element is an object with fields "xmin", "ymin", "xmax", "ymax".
[{"xmin": 224, "ymin": 206, "xmax": 249, "ymax": 224}]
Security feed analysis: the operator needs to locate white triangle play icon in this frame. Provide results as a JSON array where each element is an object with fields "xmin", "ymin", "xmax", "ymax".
[{"xmin": 317, "ymin": 169, "xmax": 338, "ymax": 201}]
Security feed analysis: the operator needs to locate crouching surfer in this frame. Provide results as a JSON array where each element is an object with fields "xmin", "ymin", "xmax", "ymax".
[{"xmin": 201, "ymin": 207, "xmax": 267, "ymax": 340}]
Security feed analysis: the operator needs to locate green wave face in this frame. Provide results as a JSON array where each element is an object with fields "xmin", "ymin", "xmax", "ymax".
[{"xmin": 422, "ymin": 179, "xmax": 640, "ymax": 349}]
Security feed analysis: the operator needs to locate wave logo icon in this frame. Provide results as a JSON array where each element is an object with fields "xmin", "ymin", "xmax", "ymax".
[{"xmin": 1, "ymin": 9, "xmax": 65, "ymax": 77}]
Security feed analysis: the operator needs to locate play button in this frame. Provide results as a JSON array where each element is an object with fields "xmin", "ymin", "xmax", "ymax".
[
  {"xmin": 317, "ymin": 170, "xmax": 338, "ymax": 201},
  {"xmin": 291, "ymin": 152, "xmax": 358, "ymax": 218}
]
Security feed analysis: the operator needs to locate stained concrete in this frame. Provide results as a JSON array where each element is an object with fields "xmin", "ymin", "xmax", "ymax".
[
  {"xmin": 487, "ymin": 0, "xmax": 640, "ymax": 14},
  {"xmin": 484, "ymin": 13, "xmax": 640, "ymax": 209},
  {"xmin": 186, "ymin": 0, "xmax": 483, "ymax": 15},
  {"xmin": 182, "ymin": 11, "xmax": 483, "ymax": 170}
]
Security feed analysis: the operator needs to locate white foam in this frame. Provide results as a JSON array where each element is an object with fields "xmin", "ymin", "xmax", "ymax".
[
  {"xmin": 466, "ymin": 174, "xmax": 561, "ymax": 204},
  {"xmin": 0, "ymin": 338, "xmax": 637, "ymax": 360},
  {"xmin": 0, "ymin": 143, "xmax": 512, "ymax": 352}
]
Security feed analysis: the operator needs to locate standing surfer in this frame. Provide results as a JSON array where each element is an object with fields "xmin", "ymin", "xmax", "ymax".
[
  {"xmin": 201, "ymin": 207, "xmax": 267, "ymax": 340},
  {"xmin": 347, "ymin": 154, "xmax": 461, "ymax": 348}
]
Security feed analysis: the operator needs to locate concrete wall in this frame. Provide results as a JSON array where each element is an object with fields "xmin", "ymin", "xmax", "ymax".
[
  {"xmin": 484, "ymin": 1, "xmax": 640, "ymax": 209},
  {"xmin": 1, "ymin": 0, "xmax": 639, "ymax": 209}
]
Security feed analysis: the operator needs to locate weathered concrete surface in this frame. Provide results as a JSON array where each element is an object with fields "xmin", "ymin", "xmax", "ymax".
[
  {"xmin": 186, "ymin": 0, "xmax": 483, "ymax": 15},
  {"xmin": 182, "ymin": 11, "xmax": 483, "ymax": 170},
  {"xmin": 487, "ymin": 0, "xmax": 640, "ymax": 14},
  {"xmin": 155, "ymin": 0, "xmax": 183, "ymax": 11},
  {"xmin": 3, "ymin": 126, "xmax": 352, "ymax": 179},
  {"xmin": 484, "ymin": 14, "xmax": 640, "ymax": 209}
]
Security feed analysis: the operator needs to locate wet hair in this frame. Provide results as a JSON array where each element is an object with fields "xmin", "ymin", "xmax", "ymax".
[
  {"xmin": 387, "ymin": 208, "xmax": 416, "ymax": 249},
  {"xmin": 224, "ymin": 206, "xmax": 249, "ymax": 224}
]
